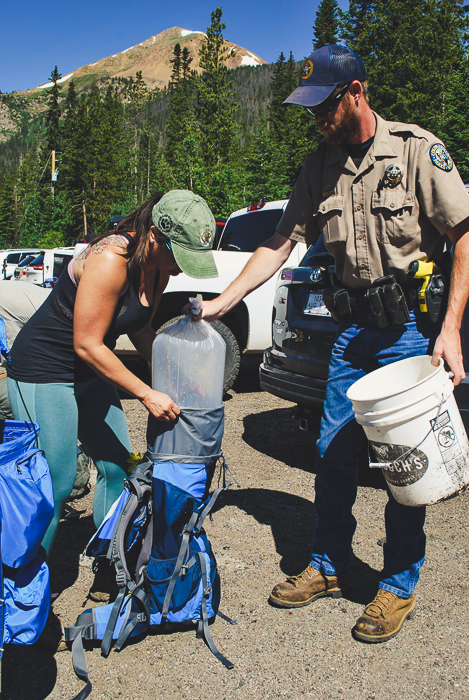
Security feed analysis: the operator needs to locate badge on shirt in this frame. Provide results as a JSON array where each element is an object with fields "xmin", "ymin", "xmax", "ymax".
[
  {"xmin": 429, "ymin": 143, "xmax": 453, "ymax": 172},
  {"xmin": 383, "ymin": 164, "xmax": 404, "ymax": 187}
]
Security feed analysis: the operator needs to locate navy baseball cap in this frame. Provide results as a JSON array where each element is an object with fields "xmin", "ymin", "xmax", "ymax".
[{"xmin": 284, "ymin": 45, "xmax": 367, "ymax": 107}]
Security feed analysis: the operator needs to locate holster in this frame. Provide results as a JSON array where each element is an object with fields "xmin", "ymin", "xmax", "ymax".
[
  {"xmin": 322, "ymin": 286, "xmax": 357, "ymax": 323},
  {"xmin": 322, "ymin": 275, "xmax": 410, "ymax": 327},
  {"xmin": 372, "ymin": 275, "xmax": 410, "ymax": 327}
]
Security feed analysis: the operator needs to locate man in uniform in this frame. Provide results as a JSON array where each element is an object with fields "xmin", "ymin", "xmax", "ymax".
[{"xmin": 199, "ymin": 44, "xmax": 469, "ymax": 642}]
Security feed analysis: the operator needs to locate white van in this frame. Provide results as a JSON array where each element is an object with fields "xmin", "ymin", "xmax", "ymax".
[
  {"xmin": 15, "ymin": 244, "xmax": 87, "ymax": 285},
  {"xmin": 2, "ymin": 249, "xmax": 43, "ymax": 279}
]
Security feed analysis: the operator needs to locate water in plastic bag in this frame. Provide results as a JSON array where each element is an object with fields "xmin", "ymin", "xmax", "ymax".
[{"xmin": 152, "ymin": 297, "xmax": 226, "ymax": 409}]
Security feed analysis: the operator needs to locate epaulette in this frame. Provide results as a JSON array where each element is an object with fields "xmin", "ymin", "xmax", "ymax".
[{"xmin": 387, "ymin": 122, "xmax": 431, "ymax": 142}]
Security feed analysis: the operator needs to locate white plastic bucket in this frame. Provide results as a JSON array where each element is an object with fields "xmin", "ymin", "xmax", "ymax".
[{"xmin": 346, "ymin": 355, "xmax": 469, "ymax": 506}]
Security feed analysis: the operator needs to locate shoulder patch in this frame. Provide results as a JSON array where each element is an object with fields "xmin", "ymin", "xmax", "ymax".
[{"xmin": 429, "ymin": 143, "xmax": 453, "ymax": 172}]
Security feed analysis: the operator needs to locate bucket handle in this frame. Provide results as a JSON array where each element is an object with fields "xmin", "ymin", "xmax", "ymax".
[
  {"xmin": 369, "ymin": 391, "xmax": 446, "ymax": 470},
  {"xmin": 353, "ymin": 379, "xmax": 453, "ymax": 422}
]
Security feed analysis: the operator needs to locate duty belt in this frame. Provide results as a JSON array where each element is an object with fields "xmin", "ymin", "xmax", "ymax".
[{"xmin": 323, "ymin": 273, "xmax": 445, "ymax": 327}]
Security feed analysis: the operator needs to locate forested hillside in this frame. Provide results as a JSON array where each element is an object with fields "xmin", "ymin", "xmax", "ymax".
[{"xmin": 1, "ymin": 1, "xmax": 468, "ymax": 249}]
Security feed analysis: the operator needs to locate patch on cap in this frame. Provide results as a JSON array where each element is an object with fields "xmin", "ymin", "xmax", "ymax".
[
  {"xmin": 200, "ymin": 227, "xmax": 213, "ymax": 247},
  {"xmin": 430, "ymin": 143, "xmax": 453, "ymax": 172},
  {"xmin": 302, "ymin": 59, "xmax": 314, "ymax": 80},
  {"xmin": 158, "ymin": 214, "xmax": 174, "ymax": 233}
]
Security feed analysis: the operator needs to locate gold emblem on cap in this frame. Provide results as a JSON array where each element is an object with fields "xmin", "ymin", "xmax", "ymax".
[
  {"xmin": 302, "ymin": 59, "xmax": 314, "ymax": 80},
  {"xmin": 383, "ymin": 164, "xmax": 404, "ymax": 187},
  {"xmin": 200, "ymin": 228, "xmax": 212, "ymax": 247}
]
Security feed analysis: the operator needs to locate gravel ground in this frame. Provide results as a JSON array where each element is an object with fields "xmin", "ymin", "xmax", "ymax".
[{"xmin": 4, "ymin": 357, "xmax": 469, "ymax": 700}]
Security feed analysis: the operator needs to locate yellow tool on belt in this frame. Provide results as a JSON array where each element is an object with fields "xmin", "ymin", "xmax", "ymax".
[
  {"xmin": 407, "ymin": 259, "xmax": 435, "ymax": 313},
  {"xmin": 407, "ymin": 258, "xmax": 446, "ymax": 322}
]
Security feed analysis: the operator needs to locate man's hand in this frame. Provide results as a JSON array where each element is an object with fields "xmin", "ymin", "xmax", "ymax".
[
  {"xmin": 182, "ymin": 232, "xmax": 295, "ymax": 323},
  {"xmin": 431, "ymin": 327, "xmax": 465, "ymax": 385},
  {"xmin": 434, "ymin": 217, "xmax": 469, "ymax": 385},
  {"xmin": 181, "ymin": 298, "xmax": 224, "ymax": 322}
]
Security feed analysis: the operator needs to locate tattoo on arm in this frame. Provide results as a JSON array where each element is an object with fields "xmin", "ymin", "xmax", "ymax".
[
  {"xmin": 91, "ymin": 236, "xmax": 128, "ymax": 256},
  {"xmin": 73, "ymin": 235, "xmax": 128, "ymax": 276}
]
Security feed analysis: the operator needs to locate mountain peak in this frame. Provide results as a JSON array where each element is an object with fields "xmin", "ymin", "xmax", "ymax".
[{"xmin": 30, "ymin": 26, "xmax": 266, "ymax": 94}]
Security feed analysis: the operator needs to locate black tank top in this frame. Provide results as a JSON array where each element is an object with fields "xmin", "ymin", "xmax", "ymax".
[{"xmin": 9, "ymin": 235, "xmax": 159, "ymax": 383}]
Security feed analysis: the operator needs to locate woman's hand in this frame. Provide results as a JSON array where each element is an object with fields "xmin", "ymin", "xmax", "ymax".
[{"xmin": 140, "ymin": 389, "xmax": 180, "ymax": 421}]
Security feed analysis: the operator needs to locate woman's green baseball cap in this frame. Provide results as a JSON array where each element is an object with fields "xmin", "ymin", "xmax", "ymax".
[{"xmin": 152, "ymin": 190, "xmax": 218, "ymax": 279}]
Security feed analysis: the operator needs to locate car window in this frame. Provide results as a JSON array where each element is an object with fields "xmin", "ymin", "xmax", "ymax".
[
  {"xmin": 219, "ymin": 209, "xmax": 284, "ymax": 252},
  {"xmin": 214, "ymin": 217, "xmax": 227, "ymax": 247},
  {"xmin": 301, "ymin": 237, "xmax": 334, "ymax": 266},
  {"xmin": 30, "ymin": 254, "xmax": 44, "ymax": 266},
  {"xmin": 5, "ymin": 253, "xmax": 21, "ymax": 264},
  {"xmin": 18, "ymin": 255, "xmax": 36, "ymax": 267},
  {"xmin": 53, "ymin": 254, "xmax": 73, "ymax": 278}
]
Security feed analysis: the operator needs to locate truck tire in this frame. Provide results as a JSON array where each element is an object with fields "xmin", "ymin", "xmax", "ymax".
[{"xmin": 156, "ymin": 317, "xmax": 241, "ymax": 392}]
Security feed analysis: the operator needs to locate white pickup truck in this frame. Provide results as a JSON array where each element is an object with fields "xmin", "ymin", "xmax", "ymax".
[{"xmin": 116, "ymin": 200, "xmax": 307, "ymax": 389}]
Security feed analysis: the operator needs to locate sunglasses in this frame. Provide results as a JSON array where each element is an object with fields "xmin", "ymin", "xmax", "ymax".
[
  {"xmin": 307, "ymin": 83, "xmax": 351, "ymax": 117},
  {"xmin": 160, "ymin": 236, "xmax": 178, "ymax": 265}
]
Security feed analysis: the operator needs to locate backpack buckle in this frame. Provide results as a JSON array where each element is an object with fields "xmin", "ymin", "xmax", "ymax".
[{"xmin": 116, "ymin": 570, "xmax": 127, "ymax": 588}]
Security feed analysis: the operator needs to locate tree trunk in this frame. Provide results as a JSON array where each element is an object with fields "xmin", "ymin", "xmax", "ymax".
[{"xmin": 82, "ymin": 197, "xmax": 87, "ymax": 239}]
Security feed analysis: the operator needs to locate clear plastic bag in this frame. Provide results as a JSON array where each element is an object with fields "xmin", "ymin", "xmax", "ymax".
[{"xmin": 152, "ymin": 296, "xmax": 226, "ymax": 409}]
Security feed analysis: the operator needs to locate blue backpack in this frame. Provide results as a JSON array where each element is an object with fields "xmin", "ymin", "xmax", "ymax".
[
  {"xmin": 0, "ymin": 419, "xmax": 54, "ymax": 652},
  {"xmin": 65, "ymin": 406, "xmax": 235, "ymax": 700},
  {"xmin": 0, "ymin": 319, "xmax": 54, "ymax": 656}
]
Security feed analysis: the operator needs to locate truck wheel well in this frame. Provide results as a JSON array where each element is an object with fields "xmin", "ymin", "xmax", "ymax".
[{"xmin": 153, "ymin": 292, "xmax": 248, "ymax": 351}]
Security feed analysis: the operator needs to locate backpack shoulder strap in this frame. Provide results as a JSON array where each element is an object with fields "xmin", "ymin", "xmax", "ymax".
[
  {"xmin": 64, "ymin": 609, "xmax": 97, "ymax": 700},
  {"xmin": 196, "ymin": 551, "xmax": 234, "ymax": 669},
  {"xmin": 107, "ymin": 459, "xmax": 153, "ymax": 588}
]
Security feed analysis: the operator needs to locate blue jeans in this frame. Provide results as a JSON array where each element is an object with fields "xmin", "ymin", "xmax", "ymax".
[
  {"xmin": 7, "ymin": 375, "xmax": 131, "ymax": 557},
  {"xmin": 310, "ymin": 311, "xmax": 439, "ymax": 598}
]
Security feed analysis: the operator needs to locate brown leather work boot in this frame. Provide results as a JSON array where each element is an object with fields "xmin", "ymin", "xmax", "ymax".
[
  {"xmin": 269, "ymin": 565, "xmax": 352, "ymax": 608},
  {"xmin": 352, "ymin": 589, "xmax": 416, "ymax": 643}
]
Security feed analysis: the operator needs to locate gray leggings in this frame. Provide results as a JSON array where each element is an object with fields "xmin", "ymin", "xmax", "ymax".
[{"xmin": 8, "ymin": 375, "xmax": 131, "ymax": 557}]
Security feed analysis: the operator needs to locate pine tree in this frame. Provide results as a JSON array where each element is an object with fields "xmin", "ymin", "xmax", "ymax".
[
  {"xmin": 268, "ymin": 53, "xmax": 316, "ymax": 191},
  {"xmin": 197, "ymin": 7, "xmax": 237, "ymax": 168},
  {"xmin": 125, "ymin": 71, "xmax": 150, "ymax": 205},
  {"xmin": 343, "ymin": 0, "xmax": 377, "ymax": 55},
  {"xmin": 165, "ymin": 76, "xmax": 200, "ymax": 190},
  {"xmin": 0, "ymin": 172, "xmax": 16, "ymax": 248},
  {"xmin": 87, "ymin": 86, "xmax": 130, "ymax": 236},
  {"xmin": 169, "ymin": 44, "xmax": 182, "ymax": 89},
  {"xmin": 313, "ymin": 0, "xmax": 343, "ymax": 49},
  {"xmin": 63, "ymin": 79, "xmax": 77, "ymax": 119},
  {"xmin": 439, "ymin": 50, "xmax": 469, "ymax": 180},
  {"xmin": 61, "ymin": 95, "xmax": 91, "ymax": 240},
  {"xmin": 269, "ymin": 52, "xmax": 287, "ymax": 142},
  {"xmin": 14, "ymin": 140, "xmax": 50, "ymax": 246},
  {"xmin": 343, "ymin": 0, "xmax": 469, "ymax": 131},
  {"xmin": 181, "ymin": 47, "xmax": 193, "ymax": 85},
  {"xmin": 424, "ymin": 0, "xmax": 468, "ymax": 130},
  {"xmin": 45, "ymin": 66, "xmax": 62, "ymax": 152}
]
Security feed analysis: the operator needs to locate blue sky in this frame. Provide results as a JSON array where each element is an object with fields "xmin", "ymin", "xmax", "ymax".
[{"xmin": 1, "ymin": 0, "xmax": 349, "ymax": 94}]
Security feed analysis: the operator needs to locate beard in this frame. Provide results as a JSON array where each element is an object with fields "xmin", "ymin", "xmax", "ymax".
[{"xmin": 317, "ymin": 95, "xmax": 361, "ymax": 146}]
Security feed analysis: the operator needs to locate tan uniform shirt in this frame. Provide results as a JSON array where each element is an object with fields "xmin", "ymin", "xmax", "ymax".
[
  {"xmin": 276, "ymin": 112, "xmax": 469, "ymax": 288},
  {"xmin": 0, "ymin": 281, "xmax": 50, "ymax": 367}
]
